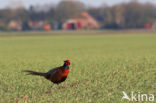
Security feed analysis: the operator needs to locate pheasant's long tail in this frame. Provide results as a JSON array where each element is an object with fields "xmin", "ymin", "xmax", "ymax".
[{"xmin": 22, "ymin": 70, "xmax": 47, "ymax": 77}]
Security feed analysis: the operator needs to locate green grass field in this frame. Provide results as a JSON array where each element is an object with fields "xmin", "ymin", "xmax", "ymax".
[{"xmin": 0, "ymin": 31, "xmax": 156, "ymax": 103}]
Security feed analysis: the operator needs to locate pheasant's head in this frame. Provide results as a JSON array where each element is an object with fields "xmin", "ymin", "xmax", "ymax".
[{"xmin": 64, "ymin": 60, "xmax": 70, "ymax": 66}]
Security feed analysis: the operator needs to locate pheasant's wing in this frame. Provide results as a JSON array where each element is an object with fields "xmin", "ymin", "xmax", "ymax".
[
  {"xmin": 45, "ymin": 68, "xmax": 57, "ymax": 79},
  {"xmin": 47, "ymin": 68, "xmax": 58, "ymax": 75}
]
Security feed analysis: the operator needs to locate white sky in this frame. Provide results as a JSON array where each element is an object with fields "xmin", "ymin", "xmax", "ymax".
[{"xmin": 0, "ymin": 0, "xmax": 156, "ymax": 9}]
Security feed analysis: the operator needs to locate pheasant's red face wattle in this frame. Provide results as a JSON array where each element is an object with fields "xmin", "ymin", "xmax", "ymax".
[{"xmin": 65, "ymin": 60, "xmax": 70, "ymax": 66}]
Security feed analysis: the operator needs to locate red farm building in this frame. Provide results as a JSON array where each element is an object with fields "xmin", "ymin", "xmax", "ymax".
[{"xmin": 63, "ymin": 12, "xmax": 99, "ymax": 30}]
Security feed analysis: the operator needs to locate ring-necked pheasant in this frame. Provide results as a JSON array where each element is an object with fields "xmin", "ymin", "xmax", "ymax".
[{"xmin": 23, "ymin": 60, "xmax": 70, "ymax": 84}]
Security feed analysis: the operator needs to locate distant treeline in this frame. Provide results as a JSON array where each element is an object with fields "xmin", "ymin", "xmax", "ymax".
[{"xmin": 0, "ymin": 0, "xmax": 156, "ymax": 30}]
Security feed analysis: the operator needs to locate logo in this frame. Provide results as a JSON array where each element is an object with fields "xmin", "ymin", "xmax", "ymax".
[{"xmin": 122, "ymin": 91, "xmax": 154, "ymax": 102}]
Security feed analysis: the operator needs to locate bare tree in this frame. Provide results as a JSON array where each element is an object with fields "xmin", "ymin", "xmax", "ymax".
[{"xmin": 56, "ymin": 1, "xmax": 85, "ymax": 22}]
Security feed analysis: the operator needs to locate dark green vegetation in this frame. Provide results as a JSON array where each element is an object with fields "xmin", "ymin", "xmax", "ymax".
[{"xmin": 0, "ymin": 32, "xmax": 156, "ymax": 103}]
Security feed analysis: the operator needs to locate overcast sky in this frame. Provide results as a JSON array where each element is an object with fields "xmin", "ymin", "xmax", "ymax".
[{"xmin": 0, "ymin": 0, "xmax": 156, "ymax": 9}]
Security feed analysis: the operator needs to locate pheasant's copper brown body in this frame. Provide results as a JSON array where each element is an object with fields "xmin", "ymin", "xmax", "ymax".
[{"xmin": 23, "ymin": 60, "xmax": 70, "ymax": 84}]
